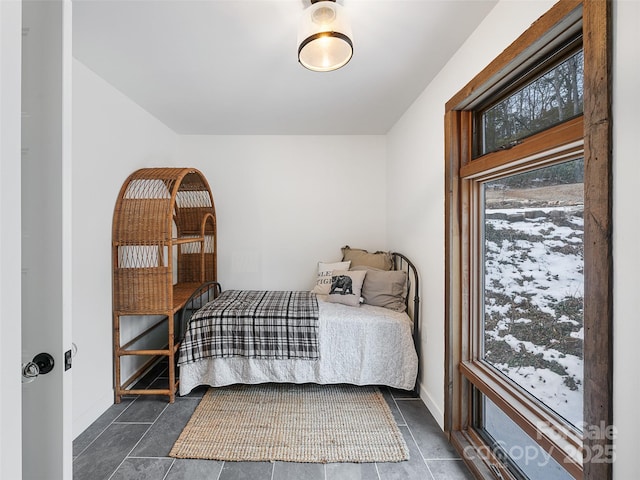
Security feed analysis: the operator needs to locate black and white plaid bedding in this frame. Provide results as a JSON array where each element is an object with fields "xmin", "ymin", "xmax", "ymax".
[{"xmin": 178, "ymin": 290, "xmax": 319, "ymax": 364}]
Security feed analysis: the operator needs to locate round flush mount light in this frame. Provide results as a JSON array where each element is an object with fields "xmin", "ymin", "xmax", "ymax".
[{"xmin": 297, "ymin": 0, "xmax": 353, "ymax": 72}]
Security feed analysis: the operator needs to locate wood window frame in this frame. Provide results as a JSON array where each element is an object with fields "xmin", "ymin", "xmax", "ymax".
[{"xmin": 444, "ymin": 1, "xmax": 612, "ymax": 479}]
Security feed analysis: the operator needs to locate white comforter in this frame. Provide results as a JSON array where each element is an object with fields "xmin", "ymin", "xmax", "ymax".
[{"xmin": 179, "ymin": 296, "xmax": 418, "ymax": 395}]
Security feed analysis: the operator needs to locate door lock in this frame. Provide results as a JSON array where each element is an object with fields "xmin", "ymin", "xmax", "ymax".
[
  {"xmin": 32, "ymin": 352, "xmax": 55, "ymax": 374},
  {"xmin": 22, "ymin": 352, "xmax": 55, "ymax": 383}
]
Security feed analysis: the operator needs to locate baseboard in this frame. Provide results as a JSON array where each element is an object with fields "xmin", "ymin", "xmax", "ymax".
[
  {"xmin": 418, "ymin": 381, "xmax": 445, "ymax": 431},
  {"xmin": 72, "ymin": 390, "xmax": 114, "ymax": 440}
]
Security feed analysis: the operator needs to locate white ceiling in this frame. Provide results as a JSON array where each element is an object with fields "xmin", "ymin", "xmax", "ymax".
[{"xmin": 73, "ymin": 0, "xmax": 497, "ymax": 135}]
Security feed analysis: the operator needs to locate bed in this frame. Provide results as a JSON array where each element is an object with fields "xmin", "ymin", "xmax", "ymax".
[{"xmin": 176, "ymin": 249, "xmax": 420, "ymax": 396}]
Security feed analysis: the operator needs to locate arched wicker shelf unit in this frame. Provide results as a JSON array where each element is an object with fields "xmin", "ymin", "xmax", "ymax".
[{"xmin": 112, "ymin": 167, "xmax": 217, "ymax": 403}]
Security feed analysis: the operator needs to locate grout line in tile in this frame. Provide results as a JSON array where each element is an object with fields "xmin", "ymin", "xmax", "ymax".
[
  {"xmin": 146, "ymin": 365, "xmax": 168, "ymax": 389},
  {"xmin": 393, "ymin": 394, "xmax": 467, "ymax": 467},
  {"xmin": 390, "ymin": 392, "xmax": 410, "ymax": 428},
  {"xmin": 426, "ymin": 457, "xmax": 468, "ymax": 462},
  {"xmin": 397, "ymin": 409, "xmax": 436, "ymax": 480},
  {"xmin": 424, "ymin": 461, "xmax": 437, "ymax": 480},
  {"xmin": 113, "ymin": 398, "xmax": 139, "ymax": 419},
  {"xmin": 106, "ymin": 402, "xmax": 171, "ymax": 480},
  {"xmin": 106, "ymin": 423, "xmax": 155, "ymax": 480},
  {"xmin": 126, "ymin": 455, "xmax": 172, "ymax": 459},
  {"xmin": 374, "ymin": 462, "xmax": 382, "ymax": 479},
  {"xmin": 215, "ymin": 461, "xmax": 224, "ymax": 480},
  {"xmin": 112, "ymin": 421, "xmax": 155, "ymax": 425},
  {"xmin": 73, "ymin": 397, "xmax": 139, "ymax": 460},
  {"xmin": 161, "ymin": 458, "xmax": 176, "ymax": 480}
]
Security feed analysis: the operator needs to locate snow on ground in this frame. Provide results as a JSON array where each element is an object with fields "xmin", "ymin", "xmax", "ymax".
[{"xmin": 484, "ymin": 205, "xmax": 584, "ymax": 427}]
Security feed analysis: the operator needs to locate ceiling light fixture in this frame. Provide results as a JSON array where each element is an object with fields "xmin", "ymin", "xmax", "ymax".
[{"xmin": 297, "ymin": 0, "xmax": 353, "ymax": 72}]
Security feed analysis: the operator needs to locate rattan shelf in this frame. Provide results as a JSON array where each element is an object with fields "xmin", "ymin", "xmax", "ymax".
[{"xmin": 112, "ymin": 168, "xmax": 217, "ymax": 403}]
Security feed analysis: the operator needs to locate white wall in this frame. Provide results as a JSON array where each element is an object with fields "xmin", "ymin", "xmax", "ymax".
[
  {"xmin": 179, "ymin": 135, "xmax": 388, "ymax": 290},
  {"xmin": 72, "ymin": 59, "xmax": 179, "ymax": 436},
  {"xmin": 388, "ymin": 0, "xmax": 639, "ymax": 478},
  {"xmin": 611, "ymin": 1, "xmax": 640, "ymax": 478},
  {"xmin": 387, "ymin": 0, "xmax": 555, "ymax": 426},
  {"xmin": 71, "ymin": 61, "xmax": 388, "ymax": 435}
]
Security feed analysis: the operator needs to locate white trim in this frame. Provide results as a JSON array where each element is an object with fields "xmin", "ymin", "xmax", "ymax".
[
  {"xmin": 0, "ymin": 2, "xmax": 23, "ymax": 478},
  {"xmin": 420, "ymin": 382, "xmax": 445, "ymax": 431}
]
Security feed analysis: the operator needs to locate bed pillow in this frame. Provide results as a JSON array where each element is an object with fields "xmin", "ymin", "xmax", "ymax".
[
  {"xmin": 326, "ymin": 270, "xmax": 367, "ymax": 307},
  {"xmin": 311, "ymin": 261, "xmax": 351, "ymax": 295},
  {"xmin": 351, "ymin": 266, "xmax": 408, "ymax": 312},
  {"xmin": 341, "ymin": 245, "xmax": 393, "ymax": 271}
]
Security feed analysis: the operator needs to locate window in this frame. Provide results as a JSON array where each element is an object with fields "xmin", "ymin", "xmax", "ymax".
[
  {"xmin": 478, "ymin": 49, "xmax": 584, "ymax": 156},
  {"xmin": 444, "ymin": 1, "xmax": 612, "ymax": 479},
  {"xmin": 482, "ymin": 158, "xmax": 585, "ymax": 430}
]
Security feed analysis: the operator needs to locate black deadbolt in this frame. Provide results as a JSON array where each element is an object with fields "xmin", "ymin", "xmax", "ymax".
[{"xmin": 33, "ymin": 353, "xmax": 55, "ymax": 375}]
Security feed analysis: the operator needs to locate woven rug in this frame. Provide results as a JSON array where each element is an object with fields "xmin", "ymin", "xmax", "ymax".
[{"xmin": 169, "ymin": 383, "xmax": 409, "ymax": 463}]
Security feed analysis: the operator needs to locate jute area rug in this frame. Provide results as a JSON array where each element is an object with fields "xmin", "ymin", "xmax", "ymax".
[{"xmin": 169, "ymin": 383, "xmax": 409, "ymax": 464}]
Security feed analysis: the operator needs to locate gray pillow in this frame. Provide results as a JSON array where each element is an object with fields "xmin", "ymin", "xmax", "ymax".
[{"xmin": 351, "ymin": 266, "xmax": 408, "ymax": 312}]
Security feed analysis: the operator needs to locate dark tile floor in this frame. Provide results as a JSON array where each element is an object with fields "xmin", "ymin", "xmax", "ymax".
[{"xmin": 73, "ymin": 362, "xmax": 474, "ymax": 480}]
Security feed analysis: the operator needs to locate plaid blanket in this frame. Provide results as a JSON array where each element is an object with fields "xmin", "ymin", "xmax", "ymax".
[{"xmin": 178, "ymin": 290, "xmax": 319, "ymax": 363}]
